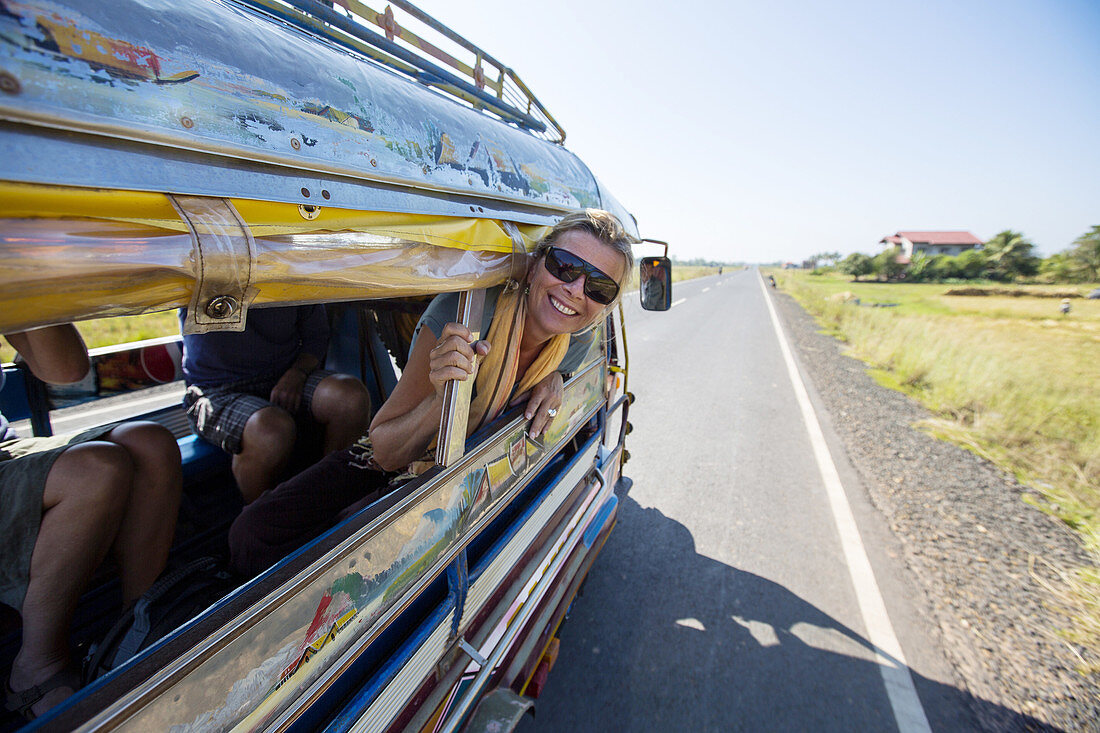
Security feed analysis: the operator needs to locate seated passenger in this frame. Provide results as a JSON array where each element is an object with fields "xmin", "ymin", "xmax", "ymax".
[
  {"xmin": 229, "ymin": 209, "xmax": 633, "ymax": 577},
  {"xmin": 180, "ymin": 304, "xmax": 372, "ymax": 502},
  {"xmin": 1, "ymin": 325, "xmax": 181, "ymax": 720}
]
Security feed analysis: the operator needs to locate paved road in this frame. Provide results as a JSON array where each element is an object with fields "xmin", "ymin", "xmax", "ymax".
[{"xmin": 521, "ymin": 269, "xmax": 978, "ymax": 732}]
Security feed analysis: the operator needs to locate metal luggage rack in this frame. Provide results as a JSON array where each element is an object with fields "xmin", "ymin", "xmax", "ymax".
[{"xmin": 238, "ymin": 0, "xmax": 567, "ymax": 143}]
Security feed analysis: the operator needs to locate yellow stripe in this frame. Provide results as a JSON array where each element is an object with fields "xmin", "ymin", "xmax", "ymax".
[{"xmin": 0, "ymin": 183, "xmax": 551, "ymax": 252}]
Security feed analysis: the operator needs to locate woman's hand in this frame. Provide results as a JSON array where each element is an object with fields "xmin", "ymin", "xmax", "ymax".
[
  {"xmin": 523, "ymin": 371, "xmax": 564, "ymax": 439},
  {"xmin": 270, "ymin": 367, "xmax": 307, "ymax": 413},
  {"xmin": 428, "ymin": 323, "xmax": 490, "ymax": 397}
]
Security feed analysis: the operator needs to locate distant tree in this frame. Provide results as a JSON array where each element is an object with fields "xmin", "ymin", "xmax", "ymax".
[
  {"xmin": 953, "ymin": 248, "xmax": 989, "ymax": 280},
  {"xmin": 1039, "ymin": 252, "xmax": 1075, "ymax": 282},
  {"xmin": 983, "ymin": 230, "xmax": 1040, "ymax": 281},
  {"xmin": 906, "ymin": 251, "xmax": 932, "ymax": 282},
  {"xmin": 839, "ymin": 252, "xmax": 873, "ymax": 281},
  {"xmin": 872, "ymin": 247, "xmax": 906, "ymax": 281},
  {"xmin": 1068, "ymin": 225, "xmax": 1100, "ymax": 281},
  {"xmin": 924, "ymin": 254, "xmax": 954, "ymax": 281}
]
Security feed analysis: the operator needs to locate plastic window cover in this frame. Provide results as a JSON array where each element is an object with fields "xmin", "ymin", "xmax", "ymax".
[{"xmin": 0, "ymin": 184, "xmax": 551, "ymax": 333}]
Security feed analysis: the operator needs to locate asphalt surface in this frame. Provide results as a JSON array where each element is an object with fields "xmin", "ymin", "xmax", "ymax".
[{"xmin": 520, "ymin": 269, "xmax": 978, "ymax": 732}]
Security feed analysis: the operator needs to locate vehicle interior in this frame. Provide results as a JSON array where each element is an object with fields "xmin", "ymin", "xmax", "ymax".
[{"xmin": 0, "ymin": 293, "xmax": 622, "ymax": 731}]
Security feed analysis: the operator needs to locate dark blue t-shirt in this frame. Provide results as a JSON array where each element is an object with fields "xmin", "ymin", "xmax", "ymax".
[{"xmin": 180, "ymin": 305, "xmax": 329, "ymax": 387}]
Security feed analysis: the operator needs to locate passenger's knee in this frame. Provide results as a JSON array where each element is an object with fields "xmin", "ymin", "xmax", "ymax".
[
  {"xmin": 45, "ymin": 442, "xmax": 133, "ymax": 512},
  {"xmin": 241, "ymin": 408, "xmax": 296, "ymax": 458},
  {"xmin": 313, "ymin": 374, "xmax": 371, "ymax": 424},
  {"xmin": 108, "ymin": 422, "xmax": 182, "ymax": 472}
]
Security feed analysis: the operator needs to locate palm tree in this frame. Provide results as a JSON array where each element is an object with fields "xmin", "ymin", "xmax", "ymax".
[
  {"xmin": 983, "ymin": 230, "xmax": 1039, "ymax": 281},
  {"xmin": 1069, "ymin": 226, "xmax": 1100, "ymax": 281}
]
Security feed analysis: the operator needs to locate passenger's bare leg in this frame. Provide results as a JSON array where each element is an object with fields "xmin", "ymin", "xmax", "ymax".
[
  {"xmin": 310, "ymin": 374, "xmax": 371, "ymax": 454},
  {"xmin": 105, "ymin": 422, "xmax": 182, "ymax": 604},
  {"xmin": 233, "ymin": 406, "xmax": 296, "ymax": 503},
  {"xmin": 9, "ymin": 443, "xmax": 131, "ymax": 714}
]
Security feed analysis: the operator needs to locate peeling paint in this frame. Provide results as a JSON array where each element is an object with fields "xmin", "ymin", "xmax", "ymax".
[{"xmin": 0, "ymin": 0, "xmax": 603, "ymax": 211}]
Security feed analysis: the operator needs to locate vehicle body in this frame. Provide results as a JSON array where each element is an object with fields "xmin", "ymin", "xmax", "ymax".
[{"xmin": 0, "ymin": 1, "xmax": 668, "ymax": 730}]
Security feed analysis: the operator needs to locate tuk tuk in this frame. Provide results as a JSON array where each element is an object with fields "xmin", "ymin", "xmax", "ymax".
[{"xmin": 0, "ymin": 0, "xmax": 671, "ymax": 730}]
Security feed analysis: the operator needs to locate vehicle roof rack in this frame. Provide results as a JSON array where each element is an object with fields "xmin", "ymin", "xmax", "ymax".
[{"xmin": 237, "ymin": 0, "xmax": 567, "ymax": 143}]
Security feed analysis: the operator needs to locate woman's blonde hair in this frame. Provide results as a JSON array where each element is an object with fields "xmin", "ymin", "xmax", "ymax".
[{"xmin": 535, "ymin": 209, "xmax": 635, "ymax": 289}]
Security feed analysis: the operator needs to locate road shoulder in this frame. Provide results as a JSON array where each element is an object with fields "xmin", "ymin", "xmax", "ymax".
[{"xmin": 772, "ymin": 287, "xmax": 1099, "ymax": 731}]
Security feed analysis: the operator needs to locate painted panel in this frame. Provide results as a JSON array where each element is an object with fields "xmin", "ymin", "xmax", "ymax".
[{"xmin": 0, "ymin": 0, "xmax": 601, "ymax": 210}]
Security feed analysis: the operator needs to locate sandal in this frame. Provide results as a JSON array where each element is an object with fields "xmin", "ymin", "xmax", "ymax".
[{"xmin": 4, "ymin": 666, "xmax": 82, "ymax": 721}]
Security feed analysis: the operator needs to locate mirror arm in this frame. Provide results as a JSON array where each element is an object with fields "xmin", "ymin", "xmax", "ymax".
[{"xmin": 638, "ymin": 238, "xmax": 668, "ymax": 259}]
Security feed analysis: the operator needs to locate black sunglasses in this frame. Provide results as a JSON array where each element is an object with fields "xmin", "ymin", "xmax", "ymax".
[{"xmin": 542, "ymin": 246, "xmax": 620, "ymax": 305}]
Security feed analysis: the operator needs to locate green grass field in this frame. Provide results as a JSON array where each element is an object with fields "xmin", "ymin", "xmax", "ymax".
[
  {"xmin": 771, "ymin": 269, "xmax": 1100, "ymax": 661},
  {"xmin": 1, "ymin": 311, "xmax": 182, "ymax": 364}
]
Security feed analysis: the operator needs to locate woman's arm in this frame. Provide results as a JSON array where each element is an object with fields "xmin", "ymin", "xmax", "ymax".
[
  {"xmin": 368, "ymin": 322, "xmax": 488, "ymax": 471},
  {"xmin": 4, "ymin": 325, "xmax": 90, "ymax": 384}
]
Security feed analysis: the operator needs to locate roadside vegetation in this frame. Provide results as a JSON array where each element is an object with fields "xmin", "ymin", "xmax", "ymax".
[
  {"xmin": 770, "ymin": 257, "xmax": 1100, "ymax": 667},
  {"xmin": 0, "ymin": 311, "xmax": 180, "ymax": 364},
  {"xmin": 822, "ymin": 226, "xmax": 1100, "ymax": 285}
]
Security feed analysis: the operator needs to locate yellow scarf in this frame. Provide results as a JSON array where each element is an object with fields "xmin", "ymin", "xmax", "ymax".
[
  {"xmin": 410, "ymin": 287, "xmax": 571, "ymax": 475},
  {"xmin": 468, "ymin": 286, "xmax": 570, "ymax": 433}
]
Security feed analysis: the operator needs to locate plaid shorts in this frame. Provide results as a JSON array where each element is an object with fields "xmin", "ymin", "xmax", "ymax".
[{"xmin": 183, "ymin": 370, "xmax": 333, "ymax": 455}]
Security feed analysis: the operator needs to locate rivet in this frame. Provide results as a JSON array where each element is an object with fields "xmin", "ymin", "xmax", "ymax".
[
  {"xmin": 205, "ymin": 295, "xmax": 239, "ymax": 320},
  {"xmin": 321, "ymin": 189, "xmax": 331, "ymax": 200},
  {"xmin": 0, "ymin": 71, "xmax": 21, "ymax": 95},
  {"xmin": 291, "ymin": 137, "xmax": 301, "ymax": 151},
  {"xmin": 300, "ymin": 187, "xmax": 310, "ymax": 197},
  {"xmin": 180, "ymin": 116, "xmax": 194, "ymax": 129}
]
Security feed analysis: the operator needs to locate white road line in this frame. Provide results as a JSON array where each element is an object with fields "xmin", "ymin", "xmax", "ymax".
[
  {"xmin": 670, "ymin": 298, "xmax": 686, "ymax": 308},
  {"xmin": 51, "ymin": 389, "xmax": 184, "ymax": 429},
  {"xmin": 757, "ymin": 273, "xmax": 932, "ymax": 733},
  {"xmin": 702, "ymin": 287, "xmax": 711, "ymax": 292}
]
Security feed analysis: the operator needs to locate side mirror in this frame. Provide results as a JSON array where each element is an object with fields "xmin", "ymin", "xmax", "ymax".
[{"xmin": 639, "ymin": 257, "xmax": 672, "ymax": 311}]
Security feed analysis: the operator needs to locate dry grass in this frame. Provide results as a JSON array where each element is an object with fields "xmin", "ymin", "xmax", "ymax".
[
  {"xmin": 772, "ymin": 270, "xmax": 1100, "ymax": 666},
  {"xmin": 1, "ymin": 311, "xmax": 181, "ymax": 364}
]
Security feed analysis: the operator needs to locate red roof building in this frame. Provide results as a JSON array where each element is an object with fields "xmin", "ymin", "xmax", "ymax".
[{"xmin": 879, "ymin": 231, "xmax": 982, "ymax": 259}]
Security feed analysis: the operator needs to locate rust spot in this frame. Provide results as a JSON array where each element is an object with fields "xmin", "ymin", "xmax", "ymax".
[
  {"xmin": 0, "ymin": 71, "xmax": 21, "ymax": 95},
  {"xmin": 370, "ymin": 158, "xmax": 378, "ymax": 167},
  {"xmin": 180, "ymin": 116, "xmax": 194, "ymax": 129},
  {"xmin": 290, "ymin": 137, "xmax": 302, "ymax": 151}
]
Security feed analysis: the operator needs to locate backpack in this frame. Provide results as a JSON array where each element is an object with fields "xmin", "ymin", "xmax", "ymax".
[{"xmin": 83, "ymin": 556, "xmax": 234, "ymax": 683}]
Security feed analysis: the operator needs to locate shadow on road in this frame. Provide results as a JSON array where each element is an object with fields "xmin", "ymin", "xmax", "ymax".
[{"xmin": 522, "ymin": 493, "xmax": 1060, "ymax": 732}]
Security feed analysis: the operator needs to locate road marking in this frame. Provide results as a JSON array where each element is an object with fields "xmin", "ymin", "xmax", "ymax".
[
  {"xmin": 670, "ymin": 298, "xmax": 686, "ymax": 308},
  {"xmin": 758, "ymin": 273, "xmax": 932, "ymax": 733},
  {"xmin": 702, "ymin": 287, "xmax": 710, "ymax": 293},
  {"xmin": 50, "ymin": 388, "xmax": 185, "ymax": 431}
]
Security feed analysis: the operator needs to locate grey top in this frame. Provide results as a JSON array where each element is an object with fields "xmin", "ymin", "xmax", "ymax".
[{"xmin": 413, "ymin": 286, "xmax": 596, "ymax": 378}]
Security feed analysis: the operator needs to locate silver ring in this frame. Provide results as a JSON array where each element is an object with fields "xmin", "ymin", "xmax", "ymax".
[{"xmin": 546, "ymin": 407, "xmax": 558, "ymax": 417}]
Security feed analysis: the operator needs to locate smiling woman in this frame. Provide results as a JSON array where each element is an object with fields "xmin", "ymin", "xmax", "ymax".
[{"xmin": 228, "ymin": 209, "xmax": 635, "ymax": 577}]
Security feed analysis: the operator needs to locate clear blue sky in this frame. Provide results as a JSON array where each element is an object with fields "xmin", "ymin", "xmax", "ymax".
[{"xmin": 409, "ymin": 0, "xmax": 1099, "ymax": 263}]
